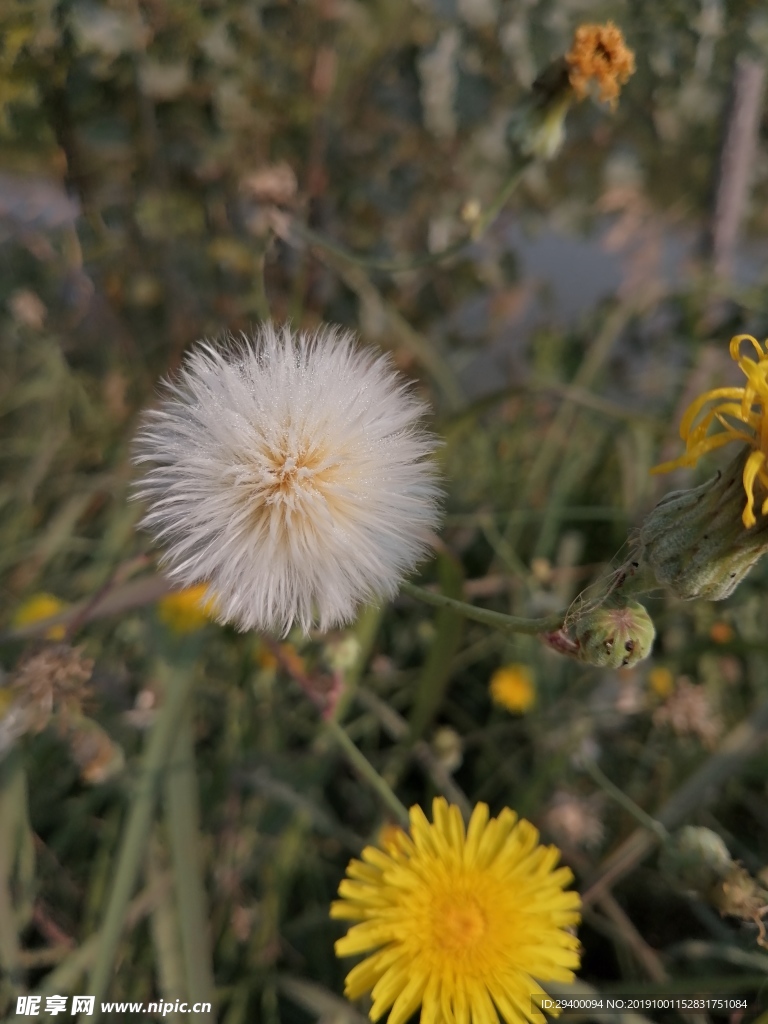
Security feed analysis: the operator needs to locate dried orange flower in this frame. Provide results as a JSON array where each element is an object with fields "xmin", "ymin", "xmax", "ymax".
[
  {"xmin": 710, "ymin": 622, "xmax": 734, "ymax": 644},
  {"xmin": 565, "ymin": 22, "xmax": 635, "ymax": 108}
]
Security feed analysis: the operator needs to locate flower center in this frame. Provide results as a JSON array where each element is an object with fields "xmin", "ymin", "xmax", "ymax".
[
  {"xmin": 260, "ymin": 442, "xmax": 334, "ymax": 512},
  {"xmin": 595, "ymin": 41, "xmax": 611, "ymax": 63},
  {"xmin": 434, "ymin": 893, "xmax": 488, "ymax": 955},
  {"xmin": 272, "ymin": 453, "xmax": 312, "ymax": 494}
]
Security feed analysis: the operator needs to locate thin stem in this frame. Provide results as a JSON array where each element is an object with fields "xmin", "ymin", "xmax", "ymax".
[
  {"xmin": 295, "ymin": 222, "xmax": 470, "ymax": 272},
  {"xmin": 85, "ymin": 663, "xmax": 195, "ymax": 1023},
  {"xmin": 582, "ymin": 692, "xmax": 768, "ymax": 907},
  {"xmin": 250, "ymin": 246, "xmax": 271, "ymax": 322},
  {"xmin": 324, "ymin": 718, "xmax": 409, "ymax": 827},
  {"xmin": 400, "ymin": 581, "xmax": 564, "ymax": 636},
  {"xmin": 0, "ymin": 748, "xmax": 29, "ymax": 996},
  {"xmin": 501, "ymin": 301, "xmax": 638, "ymax": 555},
  {"xmin": 289, "ymin": 154, "xmax": 533, "ymax": 274},
  {"xmin": 163, "ymin": 704, "xmax": 216, "ymax": 1021},
  {"xmin": 22, "ymin": 885, "xmax": 158, "ymax": 1009},
  {"xmin": 469, "ymin": 162, "xmax": 532, "ymax": 239},
  {"xmin": 582, "ymin": 758, "xmax": 668, "ymax": 841}
]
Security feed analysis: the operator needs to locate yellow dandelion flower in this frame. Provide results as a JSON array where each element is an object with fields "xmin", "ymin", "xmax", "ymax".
[
  {"xmin": 647, "ymin": 666, "xmax": 674, "ymax": 699},
  {"xmin": 157, "ymin": 584, "xmax": 217, "ymax": 634},
  {"xmin": 490, "ymin": 664, "xmax": 536, "ymax": 714},
  {"xmin": 565, "ymin": 22, "xmax": 635, "ymax": 108},
  {"xmin": 331, "ymin": 797, "xmax": 581, "ymax": 1024},
  {"xmin": 12, "ymin": 593, "xmax": 67, "ymax": 640},
  {"xmin": 653, "ymin": 335, "xmax": 768, "ymax": 529}
]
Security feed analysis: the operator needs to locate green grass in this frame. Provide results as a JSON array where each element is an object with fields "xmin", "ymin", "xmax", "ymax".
[{"xmin": 3, "ymin": 2, "xmax": 768, "ymax": 1022}]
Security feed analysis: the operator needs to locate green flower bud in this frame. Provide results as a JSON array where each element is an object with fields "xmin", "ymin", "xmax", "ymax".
[
  {"xmin": 640, "ymin": 449, "xmax": 768, "ymax": 600},
  {"xmin": 570, "ymin": 599, "xmax": 655, "ymax": 668},
  {"xmin": 507, "ymin": 59, "xmax": 573, "ymax": 161},
  {"xmin": 659, "ymin": 826, "xmax": 734, "ymax": 898}
]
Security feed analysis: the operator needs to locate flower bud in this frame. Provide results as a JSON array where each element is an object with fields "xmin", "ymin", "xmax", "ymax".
[
  {"xmin": 661, "ymin": 827, "xmax": 768, "ymax": 945},
  {"xmin": 659, "ymin": 826, "xmax": 733, "ymax": 898},
  {"xmin": 712, "ymin": 863, "xmax": 768, "ymax": 926},
  {"xmin": 508, "ymin": 60, "xmax": 573, "ymax": 161},
  {"xmin": 640, "ymin": 450, "xmax": 768, "ymax": 600},
  {"xmin": 57, "ymin": 713, "xmax": 125, "ymax": 785},
  {"xmin": 431, "ymin": 726, "xmax": 463, "ymax": 774},
  {"xmin": 570, "ymin": 599, "xmax": 655, "ymax": 668}
]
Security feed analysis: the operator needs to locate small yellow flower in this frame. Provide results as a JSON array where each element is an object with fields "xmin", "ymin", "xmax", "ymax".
[
  {"xmin": 653, "ymin": 335, "xmax": 768, "ymax": 529},
  {"xmin": 565, "ymin": 22, "xmax": 636, "ymax": 108},
  {"xmin": 647, "ymin": 666, "xmax": 674, "ymax": 699},
  {"xmin": 490, "ymin": 664, "xmax": 536, "ymax": 713},
  {"xmin": 331, "ymin": 797, "xmax": 581, "ymax": 1024},
  {"xmin": 254, "ymin": 643, "xmax": 279, "ymax": 671},
  {"xmin": 254, "ymin": 640, "xmax": 305, "ymax": 676},
  {"xmin": 12, "ymin": 593, "xmax": 67, "ymax": 639},
  {"xmin": 157, "ymin": 584, "xmax": 217, "ymax": 634}
]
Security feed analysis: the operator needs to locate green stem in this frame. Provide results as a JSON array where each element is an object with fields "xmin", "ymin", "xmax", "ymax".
[
  {"xmin": 291, "ymin": 154, "xmax": 533, "ymax": 274},
  {"xmin": 582, "ymin": 758, "xmax": 668, "ymax": 841},
  {"xmin": 163, "ymin": 704, "xmax": 216, "ymax": 1021},
  {"xmin": 324, "ymin": 719, "xmax": 409, "ymax": 827},
  {"xmin": 469, "ymin": 161, "xmax": 532, "ymax": 240},
  {"xmin": 400, "ymin": 581, "xmax": 564, "ymax": 636},
  {"xmin": 85, "ymin": 663, "xmax": 195, "ymax": 1023},
  {"xmin": 251, "ymin": 246, "xmax": 271, "ymax": 322},
  {"xmin": 501, "ymin": 302, "xmax": 637, "ymax": 554},
  {"xmin": 0, "ymin": 748, "xmax": 29, "ymax": 996}
]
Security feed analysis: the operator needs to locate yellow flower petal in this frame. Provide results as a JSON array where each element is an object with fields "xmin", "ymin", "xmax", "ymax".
[
  {"xmin": 730, "ymin": 333, "xmax": 764, "ymax": 362},
  {"xmin": 678, "ymin": 387, "xmax": 746, "ymax": 439},
  {"xmin": 653, "ymin": 335, "xmax": 768, "ymax": 527},
  {"xmin": 742, "ymin": 449, "xmax": 766, "ymax": 527}
]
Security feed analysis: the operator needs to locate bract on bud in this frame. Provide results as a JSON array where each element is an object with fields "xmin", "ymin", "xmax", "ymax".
[
  {"xmin": 640, "ymin": 450, "xmax": 768, "ymax": 600},
  {"xmin": 659, "ymin": 826, "xmax": 733, "ymax": 898},
  {"xmin": 712, "ymin": 864, "xmax": 768, "ymax": 926},
  {"xmin": 660, "ymin": 827, "xmax": 768, "ymax": 946},
  {"xmin": 508, "ymin": 59, "xmax": 573, "ymax": 161},
  {"xmin": 570, "ymin": 599, "xmax": 655, "ymax": 668}
]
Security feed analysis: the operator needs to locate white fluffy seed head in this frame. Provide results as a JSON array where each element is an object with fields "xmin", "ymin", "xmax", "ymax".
[{"xmin": 134, "ymin": 322, "xmax": 443, "ymax": 635}]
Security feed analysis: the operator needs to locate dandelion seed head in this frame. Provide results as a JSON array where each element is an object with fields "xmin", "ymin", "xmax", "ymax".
[{"xmin": 134, "ymin": 323, "xmax": 442, "ymax": 634}]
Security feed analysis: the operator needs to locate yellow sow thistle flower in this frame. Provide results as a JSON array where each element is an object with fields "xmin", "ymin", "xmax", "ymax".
[
  {"xmin": 12, "ymin": 593, "xmax": 67, "ymax": 639},
  {"xmin": 647, "ymin": 666, "xmax": 674, "ymax": 699},
  {"xmin": 490, "ymin": 664, "xmax": 536, "ymax": 714},
  {"xmin": 157, "ymin": 584, "xmax": 217, "ymax": 634},
  {"xmin": 653, "ymin": 335, "xmax": 768, "ymax": 529},
  {"xmin": 331, "ymin": 797, "xmax": 581, "ymax": 1024}
]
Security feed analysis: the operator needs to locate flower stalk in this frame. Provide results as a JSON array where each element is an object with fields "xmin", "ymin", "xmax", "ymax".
[{"xmin": 85, "ymin": 663, "xmax": 195, "ymax": 1022}]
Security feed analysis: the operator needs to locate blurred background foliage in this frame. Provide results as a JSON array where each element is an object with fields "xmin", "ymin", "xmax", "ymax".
[{"xmin": 4, "ymin": 0, "xmax": 768, "ymax": 1021}]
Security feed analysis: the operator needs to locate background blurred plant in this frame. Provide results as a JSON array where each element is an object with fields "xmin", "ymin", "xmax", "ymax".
[{"xmin": 3, "ymin": 1, "xmax": 768, "ymax": 1022}]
